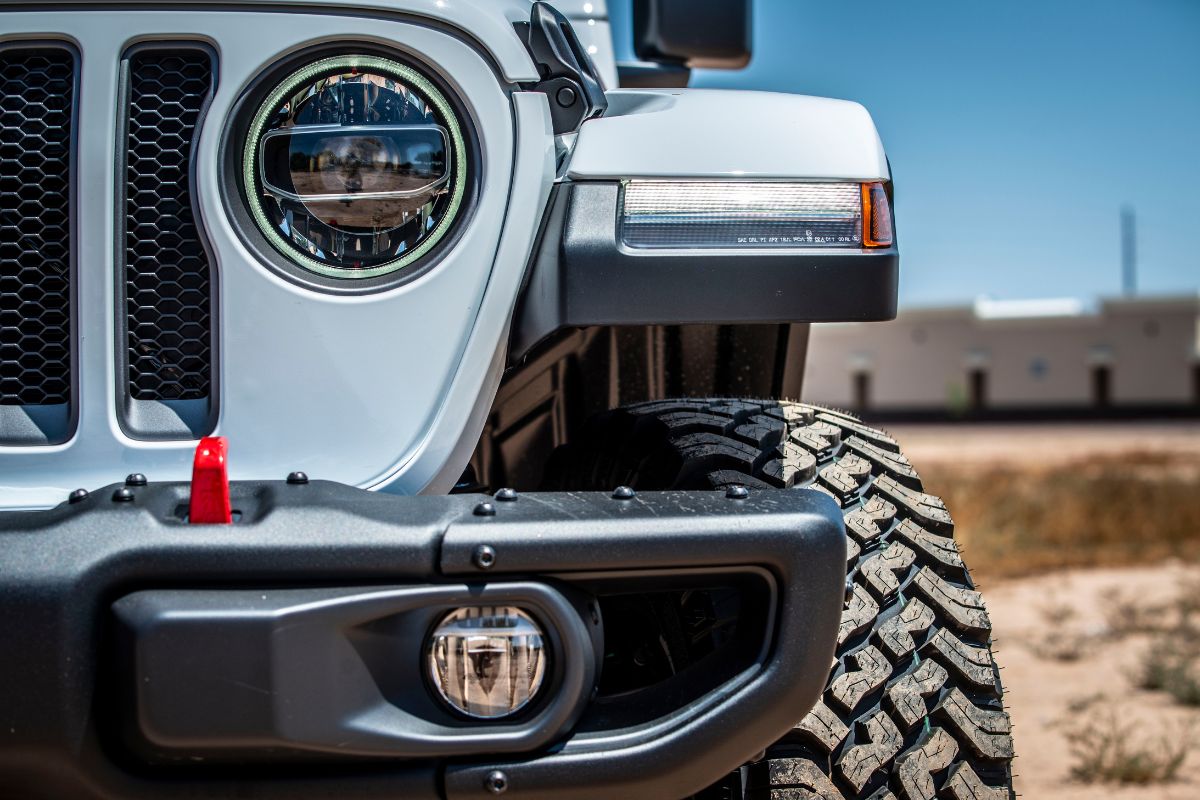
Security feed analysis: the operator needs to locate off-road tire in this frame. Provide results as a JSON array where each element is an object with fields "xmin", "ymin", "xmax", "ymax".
[{"xmin": 544, "ymin": 398, "xmax": 1014, "ymax": 800}]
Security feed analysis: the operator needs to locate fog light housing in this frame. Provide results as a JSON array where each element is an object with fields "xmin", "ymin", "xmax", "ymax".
[{"xmin": 427, "ymin": 606, "xmax": 547, "ymax": 719}]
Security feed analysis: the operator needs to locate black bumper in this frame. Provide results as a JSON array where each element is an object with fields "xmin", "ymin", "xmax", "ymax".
[{"xmin": 0, "ymin": 481, "xmax": 845, "ymax": 800}]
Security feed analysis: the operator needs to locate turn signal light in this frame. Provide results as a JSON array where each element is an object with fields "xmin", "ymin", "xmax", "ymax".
[{"xmin": 862, "ymin": 182, "xmax": 893, "ymax": 247}]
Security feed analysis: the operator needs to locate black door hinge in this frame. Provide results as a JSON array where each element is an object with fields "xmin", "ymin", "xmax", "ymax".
[{"xmin": 514, "ymin": 2, "xmax": 608, "ymax": 135}]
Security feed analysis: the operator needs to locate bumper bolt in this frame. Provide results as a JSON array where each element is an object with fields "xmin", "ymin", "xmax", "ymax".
[
  {"xmin": 473, "ymin": 544, "xmax": 497, "ymax": 570},
  {"xmin": 726, "ymin": 485, "xmax": 750, "ymax": 500},
  {"xmin": 474, "ymin": 501, "xmax": 496, "ymax": 517},
  {"xmin": 68, "ymin": 488, "xmax": 88, "ymax": 504},
  {"xmin": 612, "ymin": 485, "xmax": 635, "ymax": 500},
  {"xmin": 286, "ymin": 471, "xmax": 309, "ymax": 485},
  {"xmin": 495, "ymin": 487, "xmax": 518, "ymax": 502},
  {"xmin": 125, "ymin": 473, "xmax": 147, "ymax": 487},
  {"xmin": 484, "ymin": 770, "xmax": 508, "ymax": 795},
  {"xmin": 112, "ymin": 487, "xmax": 135, "ymax": 503}
]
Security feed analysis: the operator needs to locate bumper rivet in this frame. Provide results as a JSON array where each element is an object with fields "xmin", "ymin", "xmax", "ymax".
[
  {"xmin": 495, "ymin": 487, "xmax": 518, "ymax": 501},
  {"xmin": 125, "ymin": 473, "xmax": 147, "ymax": 487},
  {"xmin": 726, "ymin": 485, "xmax": 750, "ymax": 500},
  {"xmin": 474, "ymin": 501, "xmax": 496, "ymax": 517},
  {"xmin": 286, "ymin": 471, "xmax": 309, "ymax": 485},
  {"xmin": 473, "ymin": 544, "xmax": 497, "ymax": 570},
  {"xmin": 112, "ymin": 487, "xmax": 135, "ymax": 503},
  {"xmin": 612, "ymin": 485, "xmax": 635, "ymax": 500},
  {"xmin": 484, "ymin": 770, "xmax": 508, "ymax": 794},
  {"xmin": 68, "ymin": 488, "xmax": 88, "ymax": 504}
]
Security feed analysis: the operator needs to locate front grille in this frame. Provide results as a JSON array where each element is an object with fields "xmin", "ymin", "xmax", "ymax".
[
  {"xmin": 122, "ymin": 48, "xmax": 214, "ymax": 403},
  {"xmin": 0, "ymin": 48, "xmax": 74, "ymax": 407}
]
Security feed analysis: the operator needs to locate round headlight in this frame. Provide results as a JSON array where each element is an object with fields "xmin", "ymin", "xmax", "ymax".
[
  {"xmin": 427, "ymin": 606, "xmax": 547, "ymax": 719},
  {"xmin": 242, "ymin": 55, "xmax": 468, "ymax": 279}
]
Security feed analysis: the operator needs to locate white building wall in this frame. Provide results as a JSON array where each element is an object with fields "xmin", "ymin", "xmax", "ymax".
[{"xmin": 802, "ymin": 296, "xmax": 1200, "ymax": 411}]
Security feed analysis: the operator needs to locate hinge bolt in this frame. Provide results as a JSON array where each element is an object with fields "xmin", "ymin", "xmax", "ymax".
[
  {"xmin": 112, "ymin": 487, "xmax": 135, "ymax": 503},
  {"xmin": 125, "ymin": 473, "xmax": 147, "ymax": 487},
  {"xmin": 286, "ymin": 471, "xmax": 309, "ymax": 485},
  {"xmin": 495, "ymin": 487, "xmax": 518, "ymax": 502},
  {"xmin": 68, "ymin": 488, "xmax": 88, "ymax": 504},
  {"xmin": 726, "ymin": 485, "xmax": 750, "ymax": 500},
  {"xmin": 474, "ymin": 501, "xmax": 496, "ymax": 517},
  {"xmin": 612, "ymin": 485, "xmax": 635, "ymax": 500}
]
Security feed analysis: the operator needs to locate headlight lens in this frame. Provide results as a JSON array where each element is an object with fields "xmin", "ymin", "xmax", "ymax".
[
  {"xmin": 242, "ymin": 55, "xmax": 467, "ymax": 279},
  {"xmin": 427, "ymin": 606, "xmax": 547, "ymax": 719}
]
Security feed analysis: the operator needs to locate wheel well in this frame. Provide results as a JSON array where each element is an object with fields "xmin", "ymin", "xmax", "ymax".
[{"xmin": 462, "ymin": 323, "xmax": 809, "ymax": 492}]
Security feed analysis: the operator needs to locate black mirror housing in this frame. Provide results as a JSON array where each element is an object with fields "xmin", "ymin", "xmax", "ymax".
[{"xmin": 633, "ymin": 0, "xmax": 752, "ymax": 70}]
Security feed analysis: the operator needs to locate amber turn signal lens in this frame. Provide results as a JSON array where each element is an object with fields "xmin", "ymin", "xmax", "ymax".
[{"xmin": 861, "ymin": 182, "xmax": 893, "ymax": 247}]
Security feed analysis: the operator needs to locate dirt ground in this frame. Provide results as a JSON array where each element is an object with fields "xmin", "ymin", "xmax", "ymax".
[
  {"xmin": 885, "ymin": 420, "xmax": 1200, "ymax": 469},
  {"xmin": 986, "ymin": 563, "xmax": 1200, "ymax": 799},
  {"xmin": 885, "ymin": 421, "xmax": 1200, "ymax": 797}
]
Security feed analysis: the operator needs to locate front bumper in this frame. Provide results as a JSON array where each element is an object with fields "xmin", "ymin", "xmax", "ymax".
[{"xmin": 0, "ymin": 481, "xmax": 845, "ymax": 799}]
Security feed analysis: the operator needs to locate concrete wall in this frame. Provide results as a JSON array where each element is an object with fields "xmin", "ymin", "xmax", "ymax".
[{"xmin": 802, "ymin": 296, "xmax": 1200, "ymax": 412}]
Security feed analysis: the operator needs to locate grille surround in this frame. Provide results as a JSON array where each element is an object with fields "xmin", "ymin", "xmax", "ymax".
[
  {"xmin": 0, "ymin": 43, "xmax": 77, "ymax": 445},
  {"xmin": 117, "ymin": 43, "xmax": 217, "ymax": 439}
]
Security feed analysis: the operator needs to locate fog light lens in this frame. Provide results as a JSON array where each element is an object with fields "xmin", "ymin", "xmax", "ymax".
[{"xmin": 427, "ymin": 606, "xmax": 547, "ymax": 719}]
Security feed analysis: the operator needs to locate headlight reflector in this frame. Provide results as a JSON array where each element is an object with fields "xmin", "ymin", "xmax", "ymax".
[
  {"xmin": 242, "ymin": 55, "xmax": 467, "ymax": 279},
  {"xmin": 427, "ymin": 606, "xmax": 547, "ymax": 719}
]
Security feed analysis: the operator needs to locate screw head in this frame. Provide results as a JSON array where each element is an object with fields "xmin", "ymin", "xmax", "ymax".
[
  {"xmin": 474, "ymin": 501, "xmax": 496, "ymax": 517},
  {"xmin": 112, "ymin": 487, "xmax": 135, "ymax": 503},
  {"xmin": 845, "ymin": 578, "xmax": 856, "ymax": 604},
  {"xmin": 125, "ymin": 473, "xmax": 147, "ymax": 487},
  {"xmin": 555, "ymin": 85, "xmax": 577, "ymax": 108},
  {"xmin": 612, "ymin": 485, "xmax": 635, "ymax": 500},
  {"xmin": 68, "ymin": 488, "xmax": 88, "ymax": 504},
  {"xmin": 287, "ymin": 471, "xmax": 309, "ymax": 485},
  {"xmin": 473, "ymin": 544, "xmax": 497, "ymax": 570},
  {"xmin": 494, "ymin": 487, "xmax": 518, "ymax": 502},
  {"xmin": 726, "ymin": 485, "xmax": 750, "ymax": 500},
  {"xmin": 484, "ymin": 770, "xmax": 508, "ymax": 795}
]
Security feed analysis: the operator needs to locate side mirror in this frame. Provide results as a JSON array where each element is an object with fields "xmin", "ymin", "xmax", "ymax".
[{"xmin": 633, "ymin": 0, "xmax": 752, "ymax": 69}]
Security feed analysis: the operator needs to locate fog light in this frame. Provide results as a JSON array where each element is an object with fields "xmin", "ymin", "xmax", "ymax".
[{"xmin": 427, "ymin": 606, "xmax": 547, "ymax": 719}]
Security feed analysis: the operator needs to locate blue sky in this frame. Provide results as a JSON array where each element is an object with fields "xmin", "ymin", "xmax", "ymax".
[{"xmin": 610, "ymin": 0, "xmax": 1200, "ymax": 308}]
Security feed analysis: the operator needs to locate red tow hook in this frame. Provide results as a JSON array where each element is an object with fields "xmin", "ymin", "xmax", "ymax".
[{"xmin": 189, "ymin": 436, "xmax": 232, "ymax": 524}]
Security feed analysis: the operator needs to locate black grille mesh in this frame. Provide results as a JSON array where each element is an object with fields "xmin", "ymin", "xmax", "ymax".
[
  {"xmin": 124, "ymin": 50, "xmax": 213, "ymax": 401},
  {"xmin": 0, "ymin": 49, "xmax": 74, "ymax": 406}
]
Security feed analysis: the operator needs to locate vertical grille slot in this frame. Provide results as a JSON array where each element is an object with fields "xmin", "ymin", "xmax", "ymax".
[
  {"xmin": 0, "ymin": 46, "xmax": 76, "ymax": 445},
  {"xmin": 120, "ymin": 46, "xmax": 216, "ymax": 438}
]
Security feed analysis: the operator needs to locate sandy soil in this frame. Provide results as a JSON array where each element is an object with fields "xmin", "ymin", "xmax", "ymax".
[
  {"xmin": 884, "ymin": 421, "xmax": 1200, "ymax": 470},
  {"xmin": 986, "ymin": 562, "xmax": 1200, "ymax": 799}
]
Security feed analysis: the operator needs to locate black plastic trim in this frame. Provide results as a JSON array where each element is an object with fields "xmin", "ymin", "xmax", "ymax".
[
  {"xmin": 0, "ymin": 481, "xmax": 844, "ymax": 800},
  {"xmin": 512, "ymin": 182, "xmax": 899, "ymax": 360},
  {"xmin": 115, "ymin": 582, "xmax": 598, "ymax": 760},
  {"xmin": 0, "ymin": 41, "xmax": 80, "ymax": 445},
  {"xmin": 114, "ymin": 41, "xmax": 219, "ymax": 441}
]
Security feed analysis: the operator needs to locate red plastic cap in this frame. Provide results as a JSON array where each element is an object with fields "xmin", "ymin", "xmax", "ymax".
[{"xmin": 189, "ymin": 436, "xmax": 232, "ymax": 524}]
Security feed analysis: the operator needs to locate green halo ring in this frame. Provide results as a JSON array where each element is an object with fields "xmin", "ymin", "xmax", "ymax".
[{"xmin": 242, "ymin": 54, "xmax": 468, "ymax": 280}]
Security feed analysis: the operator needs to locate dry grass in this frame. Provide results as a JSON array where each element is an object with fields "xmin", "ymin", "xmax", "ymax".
[
  {"xmin": 920, "ymin": 450, "xmax": 1200, "ymax": 581},
  {"xmin": 1066, "ymin": 710, "xmax": 1192, "ymax": 785}
]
